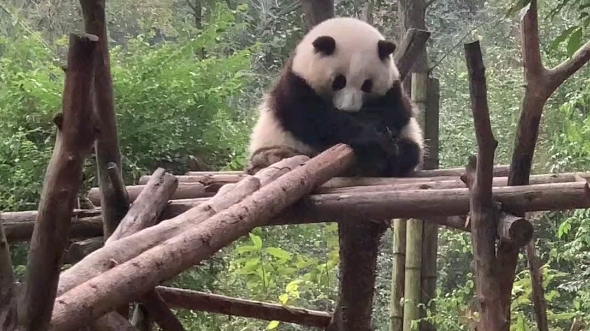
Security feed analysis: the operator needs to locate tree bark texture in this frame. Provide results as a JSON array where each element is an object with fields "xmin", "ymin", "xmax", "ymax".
[
  {"xmin": 501, "ymin": 0, "xmax": 590, "ymax": 327},
  {"xmin": 50, "ymin": 145, "xmax": 354, "ymax": 331},
  {"xmin": 19, "ymin": 33, "xmax": 99, "ymax": 331},
  {"xmin": 464, "ymin": 40, "xmax": 506, "ymax": 331},
  {"xmin": 80, "ymin": 0, "xmax": 125, "ymax": 238},
  {"xmin": 55, "ymin": 156, "xmax": 308, "ymax": 298}
]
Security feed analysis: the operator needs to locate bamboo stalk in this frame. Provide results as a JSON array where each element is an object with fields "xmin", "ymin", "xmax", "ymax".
[{"xmin": 389, "ymin": 219, "xmax": 406, "ymax": 331}]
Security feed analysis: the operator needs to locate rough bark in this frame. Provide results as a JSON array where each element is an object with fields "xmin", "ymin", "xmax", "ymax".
[
  {"xmin": 139, "ymin": 291, "xmax": 185, "ymax": 331},
  {"xmin": 80, "ymin": 0, "xmax": 124, "ymax": 239},
  {"xmin": 156, "ymin": 286, "xmax": 331, "ymax": 328},
  {"xmin": 88, "ymin": 183, "xmax": 214, "ymax": 206},
  {"xmin": 18, "ymin": 33, "xmax": 99, "ymax": 331},
  {"xmin": 106, "ymin": 168, "xmax": 178, "ymax": 243},
  {"xmin": 4, "ymin": 214, "xmax": 102, "ymax": 242},
  {"xmin": 393, "ymin": 29, "xmax": 431, "ymax": 81},
  {"xmin": 501, "ymin": 0, "xmax": 590, "ymax": 327},
  {"xmin": 50, "ymin": 145, "xmax": 354, "ymax": 331},
  {"xmin": 463, "ymin": 40, "xmax": 506, "ymax": 330},
  {"xmin": 184, "ymin": 166, "xmax": 510, "ymax": 178},
  {"xmin": 79, "ymin": 167, "xmax": 179, "ymax": 330},
  {"xmin": 114, "ymin": 171, "xmax": 584, "ymax": 203},
  {"xmin": 56, "ymin": 156, "xmax": 308, "ymax": 297},
  {"xmin": 65, "ymin": 237, "xmax": 104, "ymax": 264},
  {"xmin": 0, "ymin": 216, "xmax": 17, "ymax": 330},
  {"xmin": 145, "ymin": 165, "xmax": 510, "ymax": 185}
]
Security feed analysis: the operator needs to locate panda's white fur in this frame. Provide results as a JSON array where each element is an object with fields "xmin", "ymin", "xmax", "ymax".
[
  {"xmin": 246, "ymin": 17, "xmax": 424, "ymax": 177},
  {"xmin": 291, "ymin": 17, "xmax": 401, "ymax": 112}
]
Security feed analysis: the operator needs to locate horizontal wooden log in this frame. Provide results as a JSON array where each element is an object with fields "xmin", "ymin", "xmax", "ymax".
[
  {"xmin": 156, "ymin": 286, "xmax": 331, "ymax": 328},
  {"xmin": 91, "ymin": 172, "xmax": 590, "ymax": 206},
  {"xmin": 139, "ymin": 165, "xmax": 510, "ymax": 186},
  {"xmin": 3, "ymin": 210, "xmax": 102, "ymax": 242},
  {"xmin": 6, "ymin": 179, "xmax": 590, "ymax": 242},
  {"xmin": 183, "ymin": 165, "xmax": 510, "ymax": 178}
]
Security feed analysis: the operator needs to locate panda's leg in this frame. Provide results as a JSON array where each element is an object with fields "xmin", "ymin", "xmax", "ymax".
[
  {"xmin": 389, "ymin": 137, "xmax": 423, "ymax": 177},
  {"xmin": 245, "ymin": 146, "xmax": 303, "ymax": 175}
]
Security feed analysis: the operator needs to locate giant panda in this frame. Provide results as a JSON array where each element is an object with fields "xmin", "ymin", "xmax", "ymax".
[{"xmin": 245, "ymin": 17, "xmax": 425, "ymax": 177}]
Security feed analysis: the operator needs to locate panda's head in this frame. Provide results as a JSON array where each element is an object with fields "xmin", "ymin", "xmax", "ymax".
[{"xmin": 291, "ymin": 17, "xmax": 399, "ymax": 113}]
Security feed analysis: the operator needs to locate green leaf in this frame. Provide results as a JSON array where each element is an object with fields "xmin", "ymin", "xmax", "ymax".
[
  {"xmin": 566, "ymin": 27, "xmax": 583, "ymax": 56},
  {"xmin": 234, "ymin": 245, "xmax": 258, "ymax": 254},
  {"xmin": 266, "ymin": 321, "xmax": 280, "ymax": 329},
  {"xmin": 265, "ymin": 247, "xmax": 292, "ymax": 260},
  {"xmin": 549, "ymin": 26, "xmax": 577, "ymax": 51},
  {"xmin": 249, "ymin": 232, "xmax": 263, "ymax": 249},
  {"xmin": 278, "ymin": 293, "xmax": 289, "ymax": 304}
]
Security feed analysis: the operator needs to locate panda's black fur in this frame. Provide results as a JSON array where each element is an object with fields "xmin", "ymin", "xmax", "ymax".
[{"xmin": 263, "ymin": 57, "xmax": 422, "ymax": 177}]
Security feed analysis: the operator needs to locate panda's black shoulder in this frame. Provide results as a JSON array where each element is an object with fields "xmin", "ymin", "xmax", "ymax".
[{"xmin": 360, "ymin": 80, "xmax": 416, "ymax": 133}]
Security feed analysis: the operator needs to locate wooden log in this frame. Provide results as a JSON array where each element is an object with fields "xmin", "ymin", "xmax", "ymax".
[
  {"xmin": 55, "ymin": 156, "xmax": 308, "ymax": 297},
  {"xmin": 65, "ymin": 237, "xmax": 104, "ymax": 265},
  {"xmin": 80, "ymin": 0, "xmax": 124, "ymax": 240},
  {"xmin": 154, "ymin": 165, "xmax": 510, "ymax": 185},
  {"xmin": 20, "ymin": 33, "xmax": 99, "ymax": 331},
  {"xmin": 394, "ymin": 28, "xmax": 431, "ymax": 81},
  {"xmin": 7, "ymin": 179, "xmax": 585, "ymax": 243},
  {"xmin": 88, "ymin": 183, "xmax": 213, "ymax": 206},
  {"xmin": 3, "ymin": 215, "xmax": 102, "ymax": 242},
  {"xmin": 157, "ymin": 182, "xmax": 590, "ymax": 230},
  {"xmin": 101, "ymin": 167, "xmax": 179, "ymax": 330},
  {"xmin": 0, "ymin": 215, "xmax": 17, "ymax": 330},
  {"xmin": 110, "ymin": 171, "xmax": 588, "ymax": 207},
  {"xmin": 139, "ymin": 291, "xmax": 185, "ymax": 331},
  {"xmin": 106, "ymin": 168, "xmax": 178, "ymax": 243},
  {"xmin": 155, "ymin": 286, "xmax": 331, "ymax": 328},
  {"xmin": 50, "ymin": 145, "xmax": 354, "ymax": 330},
  {"xmin": 463, "ymin": 40, "xmax": 506, "ymax": 331}
]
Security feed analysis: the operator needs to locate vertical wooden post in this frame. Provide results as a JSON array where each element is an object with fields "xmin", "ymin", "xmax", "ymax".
[
  {"xmin": 389, "ymin": 219, "xmax": 406, "ymax": 331},
  {"xmin": 420, "ymin": 78, "xmax": 441, "ymax": 331},
  {"xmin": 402, "ymin": 72, "xmax": 427, "ymax": 331}
]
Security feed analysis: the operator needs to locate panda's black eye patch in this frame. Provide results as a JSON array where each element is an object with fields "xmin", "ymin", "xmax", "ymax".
[
  {"xmin": 361, "ymin": 79, "xmax": 373, "ymax": 93},
  {"xmin": 332, "ymin": 75, "xmax": 347, "ymax": 90}
]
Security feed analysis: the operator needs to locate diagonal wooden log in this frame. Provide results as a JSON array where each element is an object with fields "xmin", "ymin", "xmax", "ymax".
[
  {"xmin": 463, "ymin": 40, "xmax": 506, "ymax": 331},
  {"xmin": 50, "ymin": 145, "xmax": 354, "ymax": 331},
  {"xmin": 91, "ymin": 167, "xmax": 179, "ymax": 331},
  {"xmin": 155, "ymin": 286, "xmax": 331, "ymax": 328},
  {"xmin": 501, "ymin": 1, "xmax": 590, "ymax": 328},
  {"xmin": 55, "ymin": 156, "xmax": 309, "ymax": 297},
  {"xmin": 18, "ymin": 33, "xmax": 99, "ymax": 331},
  {"xmin": 394, "ymin": 28, "xmax": 432, "ymax": 81}
]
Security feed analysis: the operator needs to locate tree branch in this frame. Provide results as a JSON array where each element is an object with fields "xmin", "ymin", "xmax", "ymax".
[
  {"xmin": 393, "ymin": 28, "xmax": 431, "ymax": 81},
  {"xmin": 463, "ymin": 40, "xmax": 506, "ymax": 330},
  {"xmin": 547, "ymin": 40, "xmax": 590, "ymax": 90},
  {"xmin": 80, "ymin": 0, "xmax": 124, "ymax": 239},
  {"xmin": 156, "ymin": 286, "xmax": 331, "ymax": 328},
  {"xmin": 20, "ymin": 33, "xmax": 99, "ymax": 331},
  {"xmin": 520, "ymin": 0, "xmax": 544, "ymax": 80}
]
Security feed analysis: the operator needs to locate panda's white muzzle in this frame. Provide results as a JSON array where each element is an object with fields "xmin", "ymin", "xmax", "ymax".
[{"xmin": 333, "ymin": 88, "xmax": 363, "ymax": 112}]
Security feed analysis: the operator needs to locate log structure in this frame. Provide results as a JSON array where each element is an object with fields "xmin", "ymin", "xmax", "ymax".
[{"xmin": 1, "ymin": 0, "xmax": 589, "ymax": 330}]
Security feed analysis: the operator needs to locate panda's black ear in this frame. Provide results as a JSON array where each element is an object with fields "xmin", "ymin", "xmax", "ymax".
[
  {"xmin": 378, "ymin": 40, "xmax": 396, "ymax": 60},
  {"xmin": 312, "ymin": 36, "xmax": 336, "ymax": 56}
]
